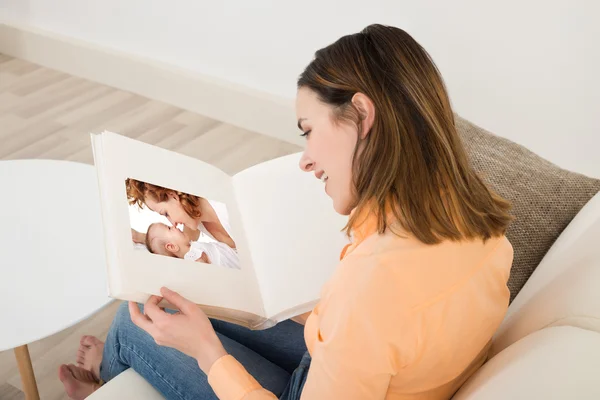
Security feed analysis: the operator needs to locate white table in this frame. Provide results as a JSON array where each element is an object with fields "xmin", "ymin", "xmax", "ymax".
[{"xmin": 0, "ymin": 160, "xmax": 112, "ymax": 399}]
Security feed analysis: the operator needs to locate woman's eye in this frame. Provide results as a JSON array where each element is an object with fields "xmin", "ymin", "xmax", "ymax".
[{"xmin": 300, "ymin": 130, "xmax": 311, "ymax": 138}]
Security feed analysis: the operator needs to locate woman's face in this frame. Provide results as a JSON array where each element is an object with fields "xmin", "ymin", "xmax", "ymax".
[
  {"xmin": 145, "ymin": 192, "xmax": 197, "ymax": 230},
  {"xmin": 296, "ymin": 87, "xmax": 359, "ymax": 215}
]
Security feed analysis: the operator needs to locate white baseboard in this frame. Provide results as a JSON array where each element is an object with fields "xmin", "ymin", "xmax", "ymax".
[{"xmin": 0, "ymin": 21, "xmax": 301, "ymax": 146}]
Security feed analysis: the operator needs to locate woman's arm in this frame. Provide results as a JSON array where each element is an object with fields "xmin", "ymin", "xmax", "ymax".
[{"xmin": 209, "ymin": 299, "xmax": 393, "ymax": 400}]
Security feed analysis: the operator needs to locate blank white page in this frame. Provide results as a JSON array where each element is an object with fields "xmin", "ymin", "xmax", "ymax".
[{"xmin": 233, "ymin": 153, "xmax": 349, "ymax": 318}]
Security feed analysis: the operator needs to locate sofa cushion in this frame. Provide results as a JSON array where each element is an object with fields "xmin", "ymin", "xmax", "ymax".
[
  {"xmin": 453, "ymin": 326, "xmax": 600, "ymax": 400},
  {"xmin": 490, "ymin": 192, "xmax": 600, "ymax": 356},
  {"xmin": 456, "ymin": 116, "xmax": 600, "ymax": 301},
  {"xmin": 87, "ymin": 368, "xmax": 165, "ymax": 400}
]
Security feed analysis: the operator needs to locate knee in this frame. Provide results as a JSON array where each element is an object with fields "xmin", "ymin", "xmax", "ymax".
[
  {"xmin": 108, "ymin": 302, "xmax": 147, "ymax": 341},
  {"xmin": 112, "ymin": 301, "xmax": 141, "ymax": 331},
  {"xmin": 115, "ymin": 301, "xmax": 131, "ymax": 323}
]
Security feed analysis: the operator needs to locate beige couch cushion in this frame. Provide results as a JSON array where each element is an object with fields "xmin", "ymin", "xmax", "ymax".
[
  {"xmin": 87, "ymin": 368, "xmax": 164, "ymax": 400},
  {"xmin": 490, "ymin": 192, "xmax": 600, "ymax": 356},
  {"xmin": 456, "ymin": 116, "xmax": 600, "ymax": 301},
  {"xmin": 453, "ymin": 326, "xmax": 600, "ymax": 400}
]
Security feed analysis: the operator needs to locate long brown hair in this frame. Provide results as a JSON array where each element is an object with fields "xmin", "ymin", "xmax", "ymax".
[
  {"xmin": 125, "ymin": 178, "xmax": 202, "ymax": 220},
  {"xmin": 298, "ymin": 24, "xmax": 512, "ymax": 244}
]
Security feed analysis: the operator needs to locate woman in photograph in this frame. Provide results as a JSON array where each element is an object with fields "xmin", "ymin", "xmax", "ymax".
[
  {"xmin": 127, "ymin": 179, "xmax": 236, "ymax": 250},
  {"xmin": 60, "ymin": 24, "xmax": 513, "ymax": 400}
]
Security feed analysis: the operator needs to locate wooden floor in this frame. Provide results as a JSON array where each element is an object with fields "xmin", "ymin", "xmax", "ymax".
[{"xmin": 0, "ymin": 53, "xmax": 301, "ymax": 399}]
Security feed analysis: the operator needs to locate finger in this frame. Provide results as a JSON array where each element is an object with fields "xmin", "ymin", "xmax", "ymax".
[
  {"xmin": 143, "ymin": 295, "xmax": 163, "ymax": 315},
  {"xmin": 144, "ymin": 296, "xmax": 169, "ymax": 323},
  {"xmin": 129, "ymin": 301, "xmax": 155, "ymax": 333},
  {"xmin": 160, "ymin": 287, "xmax": 193, "ymax": 313}
]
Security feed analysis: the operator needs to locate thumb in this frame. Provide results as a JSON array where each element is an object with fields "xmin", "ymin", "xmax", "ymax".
[{"xmin": 160, "ymin": 287, "xmax": 193, "ymax": 313}]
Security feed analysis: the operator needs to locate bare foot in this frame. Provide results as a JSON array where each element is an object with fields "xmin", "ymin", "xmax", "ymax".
[
  {"xmin": 58, "ymin": 364, "xmax": 100, "ymax": 400},
  {"xmin": 77, "ymin": 335, "xmax": 104, "ymax": 381}
]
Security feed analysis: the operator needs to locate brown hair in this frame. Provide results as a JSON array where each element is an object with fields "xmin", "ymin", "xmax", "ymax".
[
  {"xmin": 126, "ymin": 178, "xmax": 202, "ymax": 220},
  {"xmin": 298, "ymin": 24, "xmax": 512, "ymax": 244}
]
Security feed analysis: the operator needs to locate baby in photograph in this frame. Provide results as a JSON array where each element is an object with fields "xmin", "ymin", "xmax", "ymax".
[{"xmin": 145, "ymin": 223, "xmax": 240, "ymax": 269}]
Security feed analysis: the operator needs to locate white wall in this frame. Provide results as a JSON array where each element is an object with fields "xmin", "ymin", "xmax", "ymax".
[{"xmin": 1, "ymin": 0, "xmax": 598, "ymax": 177}]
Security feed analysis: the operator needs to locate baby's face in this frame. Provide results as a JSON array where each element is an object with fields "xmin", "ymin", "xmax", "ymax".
[{"xmin": 152, "ymin": 223, "xmax": 188, "ymax": 249}]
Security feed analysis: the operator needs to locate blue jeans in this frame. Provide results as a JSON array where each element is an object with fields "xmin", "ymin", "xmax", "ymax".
[{"xmin": 99, "ymin": 302, "xmax": 310, "ymax": 400}]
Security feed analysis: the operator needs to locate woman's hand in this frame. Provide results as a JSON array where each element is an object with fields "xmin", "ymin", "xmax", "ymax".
[
  {"xmin": 129, "ymin": 287, "xmax": 228, "ymax": 374},
  {"xmin": 131, "ymin": 228, "xmax": 146, "ymax": 244}
]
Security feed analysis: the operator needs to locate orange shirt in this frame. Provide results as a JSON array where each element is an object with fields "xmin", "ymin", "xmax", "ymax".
[{"xmin": 209, "ymin": 212, "xmax": 513, "ymax": 399}]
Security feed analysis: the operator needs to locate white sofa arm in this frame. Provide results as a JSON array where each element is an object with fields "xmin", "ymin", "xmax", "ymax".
[
  {"xmin": 454, "ymin": 326, "xmax": 600, "ymax": 400},
  {"xmin": 88, "ymin": 368, "xmax": 165, "ymax": 400},
  {"xmin": 491, "ymin": 192, "xmax": 600, "ymax": 356}
]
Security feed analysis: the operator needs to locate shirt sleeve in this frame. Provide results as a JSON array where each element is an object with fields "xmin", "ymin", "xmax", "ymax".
[
  {"xmin": 301, "ymin": 344, "xmax": 391, "ymax": 399},
  {"xmin": 208, "ymin": 327, "xmax": 393, "ymax": 400},
  {"xmin": 208, "ymin": 256, "xmax": 412, "ymax": 399},
  {"xmin": 300, "ymin": 256, "xmax": 414, "ymax": 399},
  {"xmin": 208, "ymin": 355, "xmax": 277, "ymax": 400},
  {"xmin": 299, "ymin": 306, "xmax": 394, "ymax": 397}
]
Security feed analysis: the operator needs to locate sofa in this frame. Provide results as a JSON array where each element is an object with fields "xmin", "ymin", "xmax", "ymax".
[{"xmin": 89, "ymin": 117, "xmax": 600, "ymax": 399}]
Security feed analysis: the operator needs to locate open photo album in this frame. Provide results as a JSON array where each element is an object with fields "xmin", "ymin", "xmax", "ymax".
[{"xmin": 91, "ymin": 132, "xmax": 349, "ymax": 329}]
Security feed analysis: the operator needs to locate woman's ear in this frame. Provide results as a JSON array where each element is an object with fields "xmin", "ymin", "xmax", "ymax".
[{"xmin": 351, "ymin": 92, "xmax": 375, "ymax": 139}]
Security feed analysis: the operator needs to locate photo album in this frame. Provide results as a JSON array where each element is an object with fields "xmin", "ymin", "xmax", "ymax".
[{"xmin": 91, "ymin": 132, "xmax": 349, "ymax": 329}]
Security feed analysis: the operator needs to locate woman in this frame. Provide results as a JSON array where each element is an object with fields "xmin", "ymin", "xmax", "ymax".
[
  {"xmin": 59, "ymin": 24, "xmax": 513, "ymax": 399},
  {"xmin": 127, "ymin": 178, "xmax": 236, "ymax": 249}
]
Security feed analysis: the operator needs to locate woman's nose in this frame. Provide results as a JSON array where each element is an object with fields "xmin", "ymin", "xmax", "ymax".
[{"xmin": 299, "ymin": 152, "xmax": 314, "ymax": 172}]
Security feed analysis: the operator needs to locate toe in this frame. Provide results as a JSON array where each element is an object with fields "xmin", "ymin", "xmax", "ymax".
[
  {"xmin": 61, "ymin": 365, "xmax": 99, "ymax": 400},
  {"xmin": 78, "ymin": 345, "xmax": 89, "ymax": 360},
  {"xmin": 58, "ymin": 364, "xmax": 70, "ymax": 382},
  {"xmin": 76, "ymin": 347, "xmax": 86, "ymax": 362},
  {"xmin": 67, "ymin": 364, "xmax": 83, "ymax": 379},
  {"xmin": 67, "ymin": 364, "xmax": 95, "ymax": 382},
  {"xmin": 81, "ymin": 336, "xmax": 102, "ymax": 347}
]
